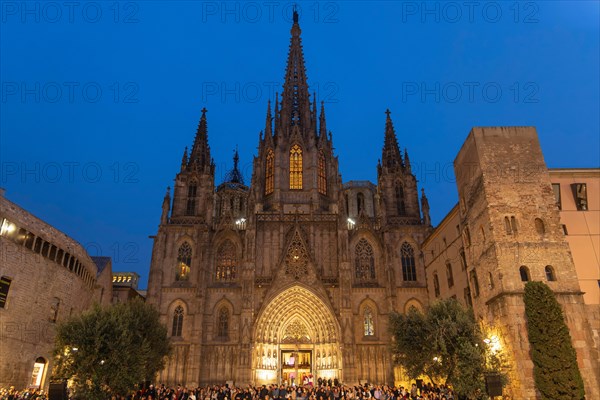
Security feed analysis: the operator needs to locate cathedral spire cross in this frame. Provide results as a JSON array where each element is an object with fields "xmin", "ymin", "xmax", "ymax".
[
  {"xmin": 188, "ymin": 107, "xmax": 212, "ymax": 171},
  {"xmin": 382, "ymin": 109, "xmax": 403, "ymax": 170}
]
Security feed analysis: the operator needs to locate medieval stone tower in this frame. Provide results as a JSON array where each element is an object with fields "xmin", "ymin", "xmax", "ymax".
[
  {"xmin": 453, "ymin": 127, "xmax": 599, "ymax": 399},
  {"xmin": 146, "ymin": 11, "xmax": 432, "ymax": 387}
]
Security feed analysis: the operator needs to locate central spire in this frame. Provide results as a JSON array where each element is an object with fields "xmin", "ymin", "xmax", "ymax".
[{"xmin": 279, "ymin": 8, "xmax": 311, "ymax": 131}]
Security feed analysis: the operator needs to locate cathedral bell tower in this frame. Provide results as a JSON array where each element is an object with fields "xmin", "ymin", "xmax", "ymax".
[
  {"xmin": 170, "ymin": 108, "xmax": 216, "ymax": 223},
  {"xmin": 376, "ymin": 109, "xmax": 423, "ymax": 225},
  {"xmin": 251, "ymin": 9, "xmax": 341, "ymax": 214}
]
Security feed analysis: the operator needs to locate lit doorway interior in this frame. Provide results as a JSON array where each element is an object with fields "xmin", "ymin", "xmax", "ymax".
[
  {"xmin": 281, "ymin": 350, "xmax": 312, "ymax": 386},
  {"xmin": 30, "ymin": 357, "xmax": 47, "ymax": 388}
]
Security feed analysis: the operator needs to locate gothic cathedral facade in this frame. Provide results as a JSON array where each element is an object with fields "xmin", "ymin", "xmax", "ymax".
[{"xmin": 146, "ymin": 11, "xmax": 433, "ymax": 387}]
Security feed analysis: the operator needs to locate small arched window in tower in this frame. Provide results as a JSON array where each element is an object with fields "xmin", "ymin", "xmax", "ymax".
[
  {"xmin": 357, "ymin": 192, "xmax": 365, "ymax": 215},
  {"xmin": 488, "ymin": 271, "xmax": 495, "ymax": 289},
  {"xmin": 318, "ymin": 151, "xmax": 327, "ymax": 195},
  {"xmin": 445, "ymin": 262, "xmax": 454, "ymax": 288},
  {"xmin": 363, "ymin": 306, "xmax": 375, "ymax": 336},
  {"xmin": 535, "ymin": 218, "xmax": 545, "ymax": 234},
  {"xmin": 172, "ymin": 305, "xmax": 184, "ymax": 337},
  {"xmin": 519, "ymin": 266, "xmax": 530, "ymax": 282},
  {"xmin": 265, "ymin": 149, "xmax": 274, "ymax": 195},
  {"xmin": 511, "ymin": 216, "xmax": 518, "ymax": 233},
  {"xmin": 504, "ymin": 217, "xmax": 512, "ymax": 235},
  {"xmin": 396, "ymin": 185, "xmax": 406, "ymax": 215},
  {"xmin": 433, "ymin": 273, "xmax": 440, "ymax": 297},
  {"xmin": 470, "ymin": 270, "xmax": 480, "ymax": 297},
  {"xmin": 216, "ymin": 240, "xmax": 237, "ymax": 281},
  {"xmin": 459, "ymin": 249, "xmax": 468, "ymax": 271},
  {"xmin": 463, "ymin": 227, "xmax": 472, "ymax": 246},
  {"xmin": 401, "ymin": 242, "xmax": 417, "ymax": 282},
  {"xmin": 289, "ymin": 144, "xmax": 303, "ymax": 189},
  {"xmin": 176, "ymin": 242, "xmax": 192, "ymax": 281},
  {"xmin": 545, "ymin": 265, "xmax": 556, "ymax": 281},
  {"xmin": 218, "ymin": 307, "xmax": 229, "ymax": 338},
  {"xmin": 186, "ymin": 182, "xmax": 197, "ymax": 216},
  {"xmin": 355, "ymin": 238, "xmax": 375, "ymax": 282}
]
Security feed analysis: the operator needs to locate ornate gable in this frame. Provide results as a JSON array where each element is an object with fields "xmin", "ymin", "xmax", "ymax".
[{"xmin": 283, "ymin": 226, "xmax": 311, "ymax": 279}]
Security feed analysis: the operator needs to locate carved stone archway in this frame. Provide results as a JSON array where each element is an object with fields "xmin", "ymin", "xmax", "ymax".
[{"xmin": 253, "ymin": 285, "xmax": 342, "ymax": 385}]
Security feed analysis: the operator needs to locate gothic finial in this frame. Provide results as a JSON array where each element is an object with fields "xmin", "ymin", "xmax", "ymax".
[
  {"xmin": 404, "ymin": 148, "xmax": 411, "ymax": 172},
  {"xmin": 223, "ymin": 147, "xmax": 244, "ymax": 185},
  {"xmin": 319, "ymin": 101, "xmax": 328, "ymax": 139},
  {"xmin": 421, "ymin": 188, "xmax": 431, "ymax": 227},
  {"xmin": 265, "ymin": 100, "xmax": 273, "ymax": 137},
  {"xmin": 181, "ymin": 146, "xmax": 188, "ymax": 171},
  {"xmin": 293, "ymin": 4, "xmax": 299, "ymax": 24},
  {"xmin": 161, "ymin": 186, "xmax": 171, "ymax": 224},
  {"xmin": 274, "ymin": 92, "xmax": 280, "ymax": 129}
]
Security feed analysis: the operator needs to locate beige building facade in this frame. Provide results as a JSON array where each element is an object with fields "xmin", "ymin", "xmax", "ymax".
[
  {"xmin": 0, "ymin": 191, "xmax": 113, "ymax": 390},
  {"xmin": 422, "ymin": 128, "xmax": 599, "ymax": 399}
]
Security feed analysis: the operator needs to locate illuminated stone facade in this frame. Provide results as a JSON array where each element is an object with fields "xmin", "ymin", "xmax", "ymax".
[
  {"xmin": 0, "ymin": 192, "xmax": 113, "ymax": 390},
  {"xmin": 146, "ymin": 13, "xmax": 599, "ymax": 397},
  {"xmin": 146, "ymin": 11, "xmax": 431, "ymax": 387}
]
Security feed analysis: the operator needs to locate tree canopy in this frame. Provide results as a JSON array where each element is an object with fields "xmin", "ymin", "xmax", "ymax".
[
  {"xmin": 53, "ymin": 299, "xmax": 171, "ymax": 399},
  {"xmin": 524, "ymin": 281, "xmax": 585, "ymax": 400},
  {"xmin": 389, "ymin": 299, "xmax": 506, "ymax": 398}
]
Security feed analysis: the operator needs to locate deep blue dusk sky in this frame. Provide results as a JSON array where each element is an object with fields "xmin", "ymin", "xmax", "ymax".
[{"xmin": 1, "ymin": 1, "xmax": 598, "ymax": 289}]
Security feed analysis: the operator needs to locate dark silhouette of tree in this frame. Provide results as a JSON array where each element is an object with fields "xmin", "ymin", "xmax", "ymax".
[{"xmin": 524, "ymin": 281, "xmax": 584, "ymax": 400}]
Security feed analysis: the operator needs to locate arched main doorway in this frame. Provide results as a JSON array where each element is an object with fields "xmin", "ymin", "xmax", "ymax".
[{"xmin": 253, "ymin": 285, "xmax": 342, "ymax": 385}]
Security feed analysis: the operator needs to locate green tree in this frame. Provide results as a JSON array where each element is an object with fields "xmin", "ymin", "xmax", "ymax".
[
  {"xmin": 52, "ymin": 299, "xmax": 171, "ymax": 399},
  {"xmin": 389, "ymin": 299, "xmax": 506, "ymax": 398},
  {"xmin": 523, "ymin": 281, "xmax": 585, "ymax": 400}
]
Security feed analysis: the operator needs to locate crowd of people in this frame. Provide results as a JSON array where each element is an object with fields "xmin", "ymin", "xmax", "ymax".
[
  {"xmin": 0, "ymin": 382, "xmax": 459, "ymax": 400},
  {"xmin": 121, "ymin": 382, "xmax": 456, "ymax": 400},
  {"xmin": 0, "ymin": 387, "xmax": 46, "ymax": 399}
]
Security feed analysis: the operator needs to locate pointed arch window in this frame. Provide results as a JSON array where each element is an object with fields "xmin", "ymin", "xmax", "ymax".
[
  {"xmin": 176, "ymin": 242, "xmax": 192, "ymax": 281},
  {"xmin": 172, "ymin": 306, "xmax": 184, "ymax": 337},
  {"xmin": 355, "ymin": 238, "xmax": 376, "ymax": 282},
  {"xmin": 535, "ymin": 218, "xmax": 545, "ymax": 234},
  {"xmin": 218, "ymin": 307, "xmax": 229, "ymax": 338},
  {"xmin": 357, "ymin": 193, "xmax": 365, "ymax": 215},
  {"xmin": 186, "ymin": 182, "xmax": 197, "ymax": 216},
  {"xmin": 396, "ymin": 185, "xmax": 406, "ymax": 215},
  {"xmin": 445, "ymin": 262, "xmax": 454, "ymax": 288},
  {"xmin": 545, "ymin": 265, "xmax": 556, "ymax": 281},
  {"xmin": 363, "ymin": 306, "xmax": 375, "ymax": 336},
  {"xmin": 401, "ymin": 242, "xmax": 417, "ymax": 282},
  {"xmin": 265, "ymin": 149, "xmax": 274, "ymax": 195},
  {"xmin": 290, "ymin": 144, "xmax": 303, "ymax": 189},
  {"xmin": 216, "ymin": 240, "xmax": 237, "ymax": 281},
  {"xmin": 318, "ymin": 151, "xmax": 327, "ymax": 195},
  {"xmin": 433, "ymin": 273, "xmax": 440, "ymax": 297},
  {"xmin": 519, "ymin": 266, "xmax": 530, "ymax": 282}
]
